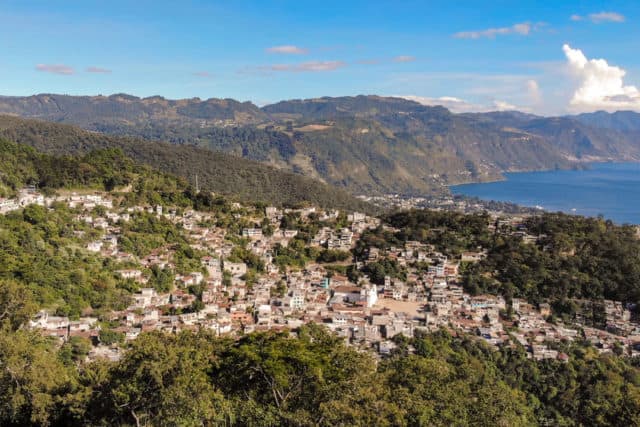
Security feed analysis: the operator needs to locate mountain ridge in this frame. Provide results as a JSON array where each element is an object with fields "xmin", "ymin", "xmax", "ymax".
[
  {"xmin": 0, "ymin": 93, "xmax": 270, "ymax": 126},
  {"xmin": 1, "ymin": 93, "xmax": 639, "ymax": 196}
]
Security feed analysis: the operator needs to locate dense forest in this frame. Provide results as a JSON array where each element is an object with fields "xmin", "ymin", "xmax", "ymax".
[
  {"xmin": 0, "ymin": 116, "xmax": 374, "ymax": 213},
  {"xmin": 0, "ymin": 138, "xmax": 191, "ymax": 199},
  {"xmin": 463, "ymin": 214, "xmax": 640, "ymax": 319},
  {"xmin": 354, "ymin": 210, "xmax": 492, "ymax": 260},
  {"xmin": 93, "ymin": 122, "xmax": 298, "ymax": 163}
]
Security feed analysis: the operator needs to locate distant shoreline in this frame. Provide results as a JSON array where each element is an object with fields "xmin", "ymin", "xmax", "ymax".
[
  {"xmin": 445, "ymin": 160, "xmax": 631, "ymax": 189},
  {"xmin": 450, "ymin": 162, "xmax": 640, "ymax": 225}
]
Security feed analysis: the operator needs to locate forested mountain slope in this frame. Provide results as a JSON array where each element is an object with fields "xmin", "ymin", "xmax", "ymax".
[
  {"xmin": 0, "ymin": 115, "xmax": 373, "ymax": 212},
  {"xmin": 1, "ymin": 94, "xmax": 640, "ymax": 195}
]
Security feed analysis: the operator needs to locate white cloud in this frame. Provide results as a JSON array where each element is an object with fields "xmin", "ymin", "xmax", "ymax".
[
  {"xmin": 86, "ymin": 66, "xmax": 111, "ymax": 74},
  {"xmin": 35, "ymin": 63, "xmax": 74, "ymax": 75},
  {"xmin": 492, "ymin": 100, "xmax": 517, "ymax": 111},
  {"xmin": 590, "ymin": 11, "xmax": 625, "ymax": 23},
  {"xmin": 270, "ymin": 61, "xmax": 346, "ymax": 72},
  {"xmin": 526, "ymin": 79, "xmax": 542, "ymax": 104},
  {"xmin": 266, "ymin": 45, "xmax": 308, "ymax": 54},
  {"xmin": 394, "ymin": 55, "xmax": 415, "ymax": 63},
  {"xmin": 562, "ymin": 44, "xmax": 640, "ymax": 112},
  {"xmin": 399, "ymin": 95, "xmax": 480, "ymax": 112},
  {"xmin": 398, "ymin": 95, "xmax": 523, "ymax": 113},
  {"xmin": 571, "ymin": 11, "xmax": 625, "ymax": 23},
  {"xmin": 453, "ymin": 22, "xmax": 539, "ymax": 39}
]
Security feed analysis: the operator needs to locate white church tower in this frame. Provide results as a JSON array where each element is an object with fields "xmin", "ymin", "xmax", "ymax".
[{"xmin": 361, "ymin": 284, "xmax": 378, "ymax": 308}]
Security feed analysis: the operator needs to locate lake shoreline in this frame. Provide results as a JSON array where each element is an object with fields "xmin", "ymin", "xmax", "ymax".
[{"xmin": 449, "ymin": 162, "xmax": 640, "ymax": 225}]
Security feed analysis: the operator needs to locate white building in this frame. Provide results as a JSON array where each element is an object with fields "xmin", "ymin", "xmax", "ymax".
[
  {"xmin": 242, "ymin": 228, "xmax": 263, "ymax": 239},
  {"xmin": 289, "ymin": 290, "xmax": 306, "ymax": 310},
  {"xmin": 224, "ymin": 261, "xmax": 247, "ymax": 277},
  {"xmin": 361, "ymin": 284, "xmax": 378, "ymax": 308},
  {"xmin": 0, "ymin": 198, "xmax": 19, "ymax": 214},
  {"xmin": 86, "ymin": 241, "xmax": 103, "ymax": 252}
]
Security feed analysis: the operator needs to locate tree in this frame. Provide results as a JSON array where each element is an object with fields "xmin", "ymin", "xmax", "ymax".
[
  {"xmin": 148, "ymin": 265, "xmax": 174, "ymax": 293},
  {"xmin": 22, "ymin": 204, "xmax": 47, "ymax": 225},
  {"xmin": 59, "ymin": 336, "xmax": 92, "ymax": 365},
  {"xmin": 0, "ymin": 329, "xmax": 73, "ymax": 426},
  {"xmin": 212, "ymin": 324, "xmax": 400, "ymax": 425},
  {"xmin": 87, "ymin": 331, "xmax": 230, "ymax": 426},
  {"xmin": 0, "ymin": 280, "xmax": 35, "ymax": 331},
  {"xmin": 98, "ymin": 329, "xmax": 124, "ymax": 346}
]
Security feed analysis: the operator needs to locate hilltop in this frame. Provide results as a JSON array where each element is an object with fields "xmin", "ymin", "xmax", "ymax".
[{"xmin": 0, "ymin": 93, "xmax": 269, "ymax": 126}]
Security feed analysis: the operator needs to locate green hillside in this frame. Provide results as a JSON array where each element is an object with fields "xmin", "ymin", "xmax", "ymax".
[{"xmin": 0, "ymin": 116, "xmax": 374, "ymax": 213}]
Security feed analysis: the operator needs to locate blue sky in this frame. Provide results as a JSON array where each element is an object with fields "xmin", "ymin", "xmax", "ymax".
[{"xmin": 1, "ymin": 0, "xmax": 639, "ymax": 114}]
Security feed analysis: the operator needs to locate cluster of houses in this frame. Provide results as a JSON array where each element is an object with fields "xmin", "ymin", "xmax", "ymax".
[
  {"xmin": 0, "ymin": 186, "xmax": 46, "ymax": 213},
  {"xmin": 0, "ymin": 188, "xmax": 117, "ymax": 215},
  {"xmin": 358, "ymin": 193, "xmax": 539, "ymax": 216},
  {"xmin": 5, "ymin": 187, "xmax": 639, "ymax": 361},
  {"xmin": 311, "ymin": 227, "xmax": 354, "ymax": 250}
]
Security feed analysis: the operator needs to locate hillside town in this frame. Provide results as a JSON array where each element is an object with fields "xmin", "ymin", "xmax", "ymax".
[
  {"xmin": 359, "ymin": 192, "xmax": 543, "ymax": 216},
  {"xmin": 4, "ymin": 187, "xmax": 639, "ymax": 363}
]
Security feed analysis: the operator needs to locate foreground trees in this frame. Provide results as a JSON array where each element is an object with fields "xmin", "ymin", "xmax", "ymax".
[
  {"xmin": 0, "ymin": 319, "xmax": 638, "ymax": 426},
  {"xmin": 85, "ymin": 332, "xmax": 229, "ymax": 426}
]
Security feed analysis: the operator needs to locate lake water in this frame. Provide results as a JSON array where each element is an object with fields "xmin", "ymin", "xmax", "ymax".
[{"xmin": 450, "ymin": 163, "xmax": 640, "ymax": 224}]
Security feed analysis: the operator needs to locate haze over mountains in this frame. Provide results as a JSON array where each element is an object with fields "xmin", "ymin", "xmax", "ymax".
[{"xmin": 1, "ymin": 93, "xmax": 639, "ymax": 196}]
